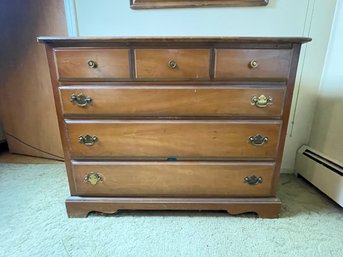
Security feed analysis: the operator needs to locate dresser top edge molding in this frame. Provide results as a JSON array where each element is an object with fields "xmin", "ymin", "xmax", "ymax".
[{"xmin": 37, "ymin": 36, "xmax": 312, "ymax": 45}]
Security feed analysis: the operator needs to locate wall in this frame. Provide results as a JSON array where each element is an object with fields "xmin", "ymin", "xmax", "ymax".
[
  {"xmin": 280, "ymin": 0, "xmax": 337, "ymax": 172},
  {"xmin": 308, "ymin": 0, "xmax": 343, "ymax": 164},
  {"xmin": 74, "ymin": 0, "xmax": 308, "ymax": 36},
  {"xmin": 0, "ymin": 0, "xmax": 66, "ymax": 159},
  {"xmin": 69, "ymin": 0, "xmax": 337, "ymax": 172}
]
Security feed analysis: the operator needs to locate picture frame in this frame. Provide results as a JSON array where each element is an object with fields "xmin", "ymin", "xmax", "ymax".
[{"xmin": 130, "ymin": 0, "xmax": 269, "ymax": 9}]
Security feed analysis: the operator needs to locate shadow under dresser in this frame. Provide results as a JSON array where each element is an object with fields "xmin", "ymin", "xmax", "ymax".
[{"xmin": 38, "ymin": 37, "xmax": 311, "ymax": 218}]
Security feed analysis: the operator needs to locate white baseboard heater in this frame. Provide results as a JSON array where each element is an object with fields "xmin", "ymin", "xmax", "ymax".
[{"xmin": 295, "ymin": 145, "xmax": 343, "ymax": 207}]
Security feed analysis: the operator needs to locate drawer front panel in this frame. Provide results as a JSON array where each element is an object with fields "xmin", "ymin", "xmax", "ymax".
[
  {"xmin": 54, "ymin": 48, "xmax": 130, "ymax": 80},
  {"xmin": 135, "ymin": 49, "xmax": 210, "ymax": 80},
  {"xmin": 73, "ymin": 161, "xmax": 275, "ymax": 197},
  {"xmin": 215, "ymin": 49, "xmax": 292, "ymax": 79},
  {"xmin": 60, "ymin": 86, "xmax": 286, "ymax": 117},
  {"xmin": 66, "ymin": 120, "xmax": 281, "ymax": 158}
]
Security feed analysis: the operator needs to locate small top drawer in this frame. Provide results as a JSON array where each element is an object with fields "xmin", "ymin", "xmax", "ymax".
[
  {"xmin": 214, "ymin": 49, "xmax": 293, "ymax": 80},
  {"xmin": 134, "ymin": 49, "xmax": 210, "ymax": 80},
  {"xmin": 54, "ymin": 48, "xmax": 130, "ymax": 81}
]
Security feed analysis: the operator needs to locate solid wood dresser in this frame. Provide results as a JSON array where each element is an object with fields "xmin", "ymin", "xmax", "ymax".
[{"xmin": 39, "ymin": 37, "xmax": 310, "ymax": 218}]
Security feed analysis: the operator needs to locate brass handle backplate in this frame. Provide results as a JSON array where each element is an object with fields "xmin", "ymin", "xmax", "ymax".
[
  {"xmin": 84, "ymin": 172, "xmax": 103, "ymax": 185},
  {"xmin": 87, "ymin": 59, "xmax": 97, "ymax": 69},
  {"xmin": 249, "ymin": 134, "xmax": 268, "ymax": 146},
  {"xmin": 249, "ymin": 60, "xmax": 259, "ymax": 69},
  {"xmin": 251, "ymin": 95, "xmax": 273, "ymax": 108},
  {"xmin": 244, "ymin": 175, "xmax": 263, "ymax": 185},
  {"xmin": 168, "ymin": 60, "xmax": 177, "ymax": 69},
  {"xmin": 71, "ymin": 93, "xmax": 93, "ymax": 107},
  {"xmin": 79, "ymin": 135, "xmax": 98, "ymax": 146}
]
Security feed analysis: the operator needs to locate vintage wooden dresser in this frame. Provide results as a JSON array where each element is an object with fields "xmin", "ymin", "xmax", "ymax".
[{"xmin": 39, "ymin": 37, "xmax": 310, "ymax": 218}]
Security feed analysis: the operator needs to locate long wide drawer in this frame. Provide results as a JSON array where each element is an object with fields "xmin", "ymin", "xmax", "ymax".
[
  {"xmin": 65, "ymin": 120, "xmax": 281, "ymax": 158},
  {"xmin": 60, "ymin": 86, "xmax": 286, "ymax": 117},
  {"xmin": 72, "ymin": 161, "xmax": 275, "ymax": 197}
]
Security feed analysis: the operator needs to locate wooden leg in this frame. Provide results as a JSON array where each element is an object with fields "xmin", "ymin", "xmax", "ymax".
[
  {"xmin": 226, "ymin": 200, "xmax": 281, "ymax": 218},
  {"xmin": 255, "ymin": 205, "xmax": 281, "ymax": 218},
  {"xmin": 65, "ymin": 196, "xmax": 281, "ymax": 218},
  {"xmin": 66, "ymin": 201, "xmax": 92, "ymax": 218},
  {"xmin": 226, "ymin": 207, "xmax": 280, "ymax": 218},
  {"xmin": 65, "ymin": 203, "xmax": 91, "ymax": 218},
  {"xmin": 65, "ymin": 200, "xmax": 119, "ymax": 218}
]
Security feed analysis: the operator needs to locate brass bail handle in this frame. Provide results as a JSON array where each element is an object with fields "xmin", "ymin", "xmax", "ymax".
[
  {"xmin": 249, "ymin": 134, "xmax": 268, "ymax": 146},
  {"xmin": 87, "ymin": 59, "xmax": 97, "ymax": 69},
  {"xmin": 244, "ymin": 175, "xmax": 263, "ymax": 185},
  {"xmin": 84, "ymin": 172, "xmax": 103, "ymax": 185},
  {"xmin": 168, "ymin": 60, "xmax": 177, "ymax": 69},
  {"xmin": 79, "ymin": 135, "xmax": 98, "ymax": 146},
  {"xmin": 251, "ymin": 95, "xmax": 273, "ymax": 108},
  {"xmin": 71, "ymin": 93, "xmax": 93, "ymax": 107}
]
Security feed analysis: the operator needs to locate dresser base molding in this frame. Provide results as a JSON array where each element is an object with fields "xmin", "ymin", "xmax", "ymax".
[{"xmin": 65, "ymin": 196, "xmax": 281, "ymax": 218}]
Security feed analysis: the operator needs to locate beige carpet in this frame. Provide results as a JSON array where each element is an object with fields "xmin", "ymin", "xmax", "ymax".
[{"xmin": 0, "ymin": 162, "xmax": 342, "ymax": 257}]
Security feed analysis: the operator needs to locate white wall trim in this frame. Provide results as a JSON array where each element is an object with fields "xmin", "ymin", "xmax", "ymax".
[
  {"xmin": 288, "ymin": 0, "xmax": 315, "ymax": 137},
  {"xmin": 317, "ymin": 0, "xmax": 340, "ymax": 95},
  {"xmin": 64, "ymin": 0, "xmax": 79, "ymax": 36}
]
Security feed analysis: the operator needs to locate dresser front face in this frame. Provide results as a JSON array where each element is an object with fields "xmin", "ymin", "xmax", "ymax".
[{"xmin": 41, "ymin": 37, "xmax": 308, "ymax": 217}]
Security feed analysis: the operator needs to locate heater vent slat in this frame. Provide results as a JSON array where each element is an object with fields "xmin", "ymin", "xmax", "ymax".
[
  {"xmin": 296, "ymin": 145, "xmax": 343, "ymax": 207},
  {"xmin": 303, "ymin": 149, "xmax": 343, "ymax": 177}
]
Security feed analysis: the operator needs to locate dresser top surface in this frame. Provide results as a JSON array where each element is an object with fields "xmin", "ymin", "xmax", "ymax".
[{"xmin": 38, "ymin": 36, "xmax": 311, "ymax": 45}]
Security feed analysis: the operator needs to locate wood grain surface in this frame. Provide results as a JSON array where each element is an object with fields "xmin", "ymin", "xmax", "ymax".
[
  {"xmin": 55, "ymin": 48, "xmax": 130, "ymax": 81},
  {"xmin": 135, "ymin": 49, "xmax": 210, "ymax": 80},
  {"xmin": 38, "ymin": 36, "xmax": 311, "ymax": 45},
  {"xmin": 40, "ymin": 36, "xmax": 309, "ymax": 218},
  {"xmin": 0, "ymin": 0, "xmax": 66, "ymax": 159},
  {"xmin": 72, "ymin": 161, "xmax": 275, "ymax": 197},
  {"xmin": 59, "ymin": 85, "xmax": 286, "ymax": 117},
  {"xmin": 130, "ymin": 0, "xmax": 269, "ymax": 9},
  {"xmin": 66, "ymin": 196, "xmax": 281, "ymax": 218},
  {"xmin": 215, "ymin": 49, "xmax": 293, "ymax": 80},
  {"xmin": 66, "ymin": 120, "xmax": 281, "ymax": 158}
]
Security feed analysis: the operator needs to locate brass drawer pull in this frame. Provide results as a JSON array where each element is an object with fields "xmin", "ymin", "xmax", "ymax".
[
  {"xmin": 87, "ymin": 59, "xmax": 97, "ymax": 69},
  {"xmin": 244, "ymin": 175, "xmax": 263, "ymax": 185},
  {"xmin": 79, "ymin": 135, "xmax": 98, "ymax": 146},
  {"xmin": 249, "ymin": 59, "xmax": 259, "ymax": 69},
  {"xmin": 251, "ymin": 95, "xmax": 273, "ymax": 108},
  {"xmin": 84, "ymin": 172, "xmax": 103, "ymax": 185},
  {"xmin": 168, "ymin": 60, "xmax": 177, "ymax": 69},
  {"xmin": 70, "ymin": 93, "xmax": 92, "ymax": 107},
  {"xmin": 248, "ymin": 134, "xmax": 268, "ymax": 146}
]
